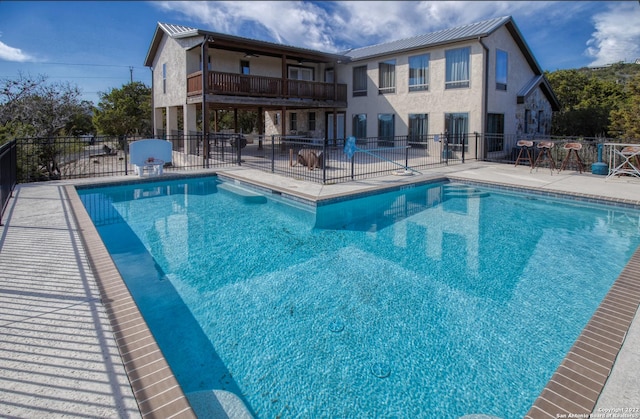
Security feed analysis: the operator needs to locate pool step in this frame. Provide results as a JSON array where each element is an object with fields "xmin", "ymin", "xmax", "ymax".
[
  {"xmin": 186, "ymin": 390, "xmax": 253, "ymax": 419},
  {"xmin": 443, "ymin": 184, "xmax": 490, "ymax": 199},
  {"xmin": 217, "ymin": 183, "xmax": 268, "ymax": 204}
]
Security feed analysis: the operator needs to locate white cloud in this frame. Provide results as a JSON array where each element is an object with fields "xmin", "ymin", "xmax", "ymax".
[
  {"xmin": 586, "ymin": 2, "xmax": 640, "ymax": 66},
  {"xmin": 0, "ymin": 40, "xmax": 34, "ymax": 62},
  {"xmin": 151, "ymin": 1, "xmax": 567, "ymax": 52}
]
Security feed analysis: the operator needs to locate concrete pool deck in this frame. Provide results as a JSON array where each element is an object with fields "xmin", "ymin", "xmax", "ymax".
[{"xmin": 0, "ymin": 161, "xmax": 639, "ymax": 418}]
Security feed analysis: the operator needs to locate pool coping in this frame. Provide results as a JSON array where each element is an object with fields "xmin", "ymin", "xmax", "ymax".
[{"xmin": 67, "ymin": 173, "xmax": 640, "ymax": 418}]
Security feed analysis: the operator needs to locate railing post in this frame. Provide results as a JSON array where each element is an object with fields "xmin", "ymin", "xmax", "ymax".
[{"xmin": 236, "ymin": 135, "xmax": 242, "ymax": 166}]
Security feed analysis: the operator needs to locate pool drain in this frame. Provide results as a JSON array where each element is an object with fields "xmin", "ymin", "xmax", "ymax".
[
  {"xmin": 328, "ymin": 319, "xmax": 345, "ymax": 333},
  {"xmin": 370, "ymin": 362, "xmax": 391, "ymax": 378}
]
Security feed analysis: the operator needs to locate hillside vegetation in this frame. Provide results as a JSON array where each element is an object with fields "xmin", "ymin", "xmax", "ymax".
[{"xmin": 547, "ymin": 62, "xmax": 640, "ymax": 139}]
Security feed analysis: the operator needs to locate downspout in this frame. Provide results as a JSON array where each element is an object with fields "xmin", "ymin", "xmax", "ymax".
[
  {"xmin": 202, "ymin": 37, "xmax": 210, "ymax": 168},
  {"xmin": 478, "ymin": 36, "xmax": 489, "ymax": 160},
  {"xmin": 150, "ymin": 66, "xmax": 155, "ymax": 138}
]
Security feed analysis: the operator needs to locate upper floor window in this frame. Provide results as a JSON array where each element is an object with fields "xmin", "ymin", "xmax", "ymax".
[
  {"xmin": 162, "ymin": 63, "xmax": 167, "ymax": 94},
  {"xmin": 353, "ymin": 114, "xmax": 367, "ymax": 139},
  {"xmin": 353, "ymin": 65, "xmax": 368, "ymax": 97},
  {"xmin": 409, "ymin": 54, "xmax": 429, "ymax": 92},
  {"xmin": 496, "ymin": 49, "xmax": 507, "ymax": 91},
  {"xmin": 378, "ymin": 59, "xmax": 396, "ymax": 94},
  {"xmin": 199, "ymin": 55, "xmax": 211, "ymax": 71},
  {"xmin": 445, "ymin": 47, "xmax": 470, "ymax": 89},
  {"xmin": 241, "ymin": 60, "xmax": 250, "ymax": 75},
  {"xmin": 325, "ymin": 69, "xmax": 334, "ymax": 83},
  {"xmin": 289, "ymin": 66, "xmax": 313, "ymax": 81}
]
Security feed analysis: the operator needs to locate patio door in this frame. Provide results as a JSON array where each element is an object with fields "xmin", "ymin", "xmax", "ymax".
[
  {"xmin": 445, "ymin": 113, "xmax": 468, "ymax": 153},
  {"xmin": 326, "ymin": 113, "xmax": 345, "ymax": 145}
]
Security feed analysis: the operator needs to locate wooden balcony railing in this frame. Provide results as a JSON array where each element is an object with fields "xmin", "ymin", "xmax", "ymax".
[{"xmin": 186, "ymin": 71, "xmax": 347, "ymax": 102}]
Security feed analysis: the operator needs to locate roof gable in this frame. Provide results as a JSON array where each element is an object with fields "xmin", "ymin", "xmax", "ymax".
[{"xmin": 518, "ymin": 75, "xmax": 561, "ymax": 111}]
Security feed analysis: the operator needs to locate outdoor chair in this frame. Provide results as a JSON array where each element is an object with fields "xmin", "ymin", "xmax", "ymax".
[
  {"xmin": 558, "ymin": 142, "xmax": 584, "ymax": 173},
  {"xmin": 129, "ymin": 139, "xmax": 172, "ymax": 177},
  {"xmin": 514, "ymin": 140, "xmax": 534, "ymax": 168},
  {"xmin": 532, "ymin": 141, "xmax": 556, "ymax": 173}
]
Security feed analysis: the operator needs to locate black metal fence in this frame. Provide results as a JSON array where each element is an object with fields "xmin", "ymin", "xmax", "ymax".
[
  {"xmin": 479, "ymin": 133, "xmax": 629, "ymax": 169},
  {"xmin": 12, "ymin": 133, "xmax": 462, "ymax": 185},
  {"xmin": 0, "ymin": 140, "xmax": 17, "ymax": 223},
  {"xmin": 12, "ymin": 132, "xmax": 635, "ymax": 186}
]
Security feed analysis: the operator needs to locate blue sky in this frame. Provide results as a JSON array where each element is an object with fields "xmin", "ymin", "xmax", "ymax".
[{"xmin": 1, "ymin": 1, "xmax": 639, "ymax": 104}]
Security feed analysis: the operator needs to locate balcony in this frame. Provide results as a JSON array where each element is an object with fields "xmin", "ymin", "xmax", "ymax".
[{"xmin": 187, "ymin": 71, "xmax": 347, "ymax": 103}]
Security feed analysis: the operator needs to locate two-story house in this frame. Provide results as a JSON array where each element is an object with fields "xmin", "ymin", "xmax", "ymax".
[{"xmin": 144, "ymin": 15, "xmax": 559, "ymax": 159}]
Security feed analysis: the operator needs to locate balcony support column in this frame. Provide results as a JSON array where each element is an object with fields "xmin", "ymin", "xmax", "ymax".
[
  {"xmin": 184, "ymin": 104, "xmax": 197, "ymax": 155},
  {"xmin": 166, "ymin": 106, "xmax": 178, "ymax": 137}
]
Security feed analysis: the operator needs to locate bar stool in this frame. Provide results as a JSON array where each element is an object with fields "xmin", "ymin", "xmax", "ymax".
[
  {"xmin": 559, "ymin": 142, "xmax": 584, "ymax": 173},
  {"xmin": 514, "ymin": 140, "xmax": 534, "ymax": 168},
  {"xmin": 532, "ymin": 141, "xmax": 556, "ymax": 173}
]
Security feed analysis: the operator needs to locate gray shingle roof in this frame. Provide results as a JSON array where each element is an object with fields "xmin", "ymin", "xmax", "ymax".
[{"xmin": 343, "ymin": 16, "xmax": 512, "ymax": 60}]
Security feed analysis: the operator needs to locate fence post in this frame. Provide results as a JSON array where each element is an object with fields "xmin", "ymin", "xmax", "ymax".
[
  {"xmin": 322, "ymin": 137, "xmax": 327, "ymax": 184},
  {"xmin": 405, "ymin": 136, "xmax": 409, "ymax": 169},
  {"xmin": 271, "ymin": 135, "xmax": 275, "ymax": 173}
]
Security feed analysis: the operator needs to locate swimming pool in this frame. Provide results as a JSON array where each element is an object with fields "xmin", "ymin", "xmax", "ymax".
[{"xmin": 78, "ymin": 176, "xmax": 640, "ymax": 418}]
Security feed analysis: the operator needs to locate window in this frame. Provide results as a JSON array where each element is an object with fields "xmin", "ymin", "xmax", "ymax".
[
  {"xmin": 537, "ymin": 110, "xmax": 544, "ymax": 133},
  {"xmin": 290, "ymin": 112, "xmax": 297, "ymax": 132},
  {"xmin": 240, "ymin": 60, "xmax": 250, "ymax": 75},
  {"xmin": 353, "ymin": 65, "xmax": 367, "ymax": 97},
  {"xmin": 487, "ymin": 113, "xmax": 504, "ymax": 152},
  {"xmin": 199, "ymin": 55, "xmax": 211, "ymax": 71},
  {"xmin": 288, "ymin": 66, "xmax": 313, "ymax": 81},
  {"xmin": 378, "ymin": 114, "xmax": 395, "ymax": 146},
  {"xmin": 352, "ymin": 114, "xmax": 367, "ymax": 139},
  {"xmin": 274, "ymin": 113, "xmax": 280, "ymax": 126},
  {"xmin": 445, "ymin": 47, "xmax": 470, "ymax": 89},
  {"xmin": 308, "ymin": 112, "xmax": 316, "ymax": 131},
  {"xmin": 378, "ymin": 59, "xmax": 396, "ymax": 94},
  {"xmin": 524, "ymin": 109, "xmax": 530, "ymax": 133},
  {"xmin": 162, "ymin": 63, "xmax": 167, "ymax": 94},
  {"xmin": 496, "ymin": 49, "xmax": 507, "ymax": 90},
  {"xmin": 408, "ymin": 114, "xmax": 428, "ymax": 145},
  {"xmin": 325, "ymin": 69, "xmax": 334, "ymax": 83},
  {"xmin": 444, "ymin": 113, "xmax": 468, "ymax": 151},
  {"xmin": 409, "ymin": 54, "xmax": 429, "ymax": 92}
]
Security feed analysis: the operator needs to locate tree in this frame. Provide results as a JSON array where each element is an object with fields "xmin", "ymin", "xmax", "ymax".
[
  {"xmin": 608, "ymin": 73, "xmax": 640, "ymax": 139},
  {"xmin": 93, "ymin": 82, "xmax": 152, "ymax": 138},
  {"xmin": 546, "ymin": 69, "xmax": 625, "ymax": 137},
  {"xmin": 0, "ymin": 72, "xmax": 88, "ymax": 142}
]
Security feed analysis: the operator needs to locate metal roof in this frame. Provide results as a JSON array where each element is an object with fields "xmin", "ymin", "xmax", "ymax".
[
  {"xmin": 145, "ymin": 21, "xmax": 348, "ymax": 67},
  {"xmin": 157, "ymin": 22, "xmax": 199, "ymax": 38},
  {"xmin": 518, "ymin": 75, "xmax": 561, "ymax": 111},
  {"xmin": 343, "ymin": 16, "xmax": 512, "ymax": 61}
]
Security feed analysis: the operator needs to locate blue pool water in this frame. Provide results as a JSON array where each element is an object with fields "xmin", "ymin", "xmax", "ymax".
[{"xmin": 78, "ymin": 176, "xmax": 640, "ymax": 419}]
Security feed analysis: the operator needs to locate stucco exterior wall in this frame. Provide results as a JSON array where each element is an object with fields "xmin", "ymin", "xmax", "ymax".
[
  {"xmin": 148, "ymin": 21, "xmax": 556, "ymax": 147},
  {"xmin": 151, "ymin": 35, "xmax": 200, "ymax": 109},
  {"xmin": 344, "ymin": 41, "xmax": 485, "ymax": 138},
  {"xmin": 482, "ymin": 26, "xmax": 547, "ymax": 136}
]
